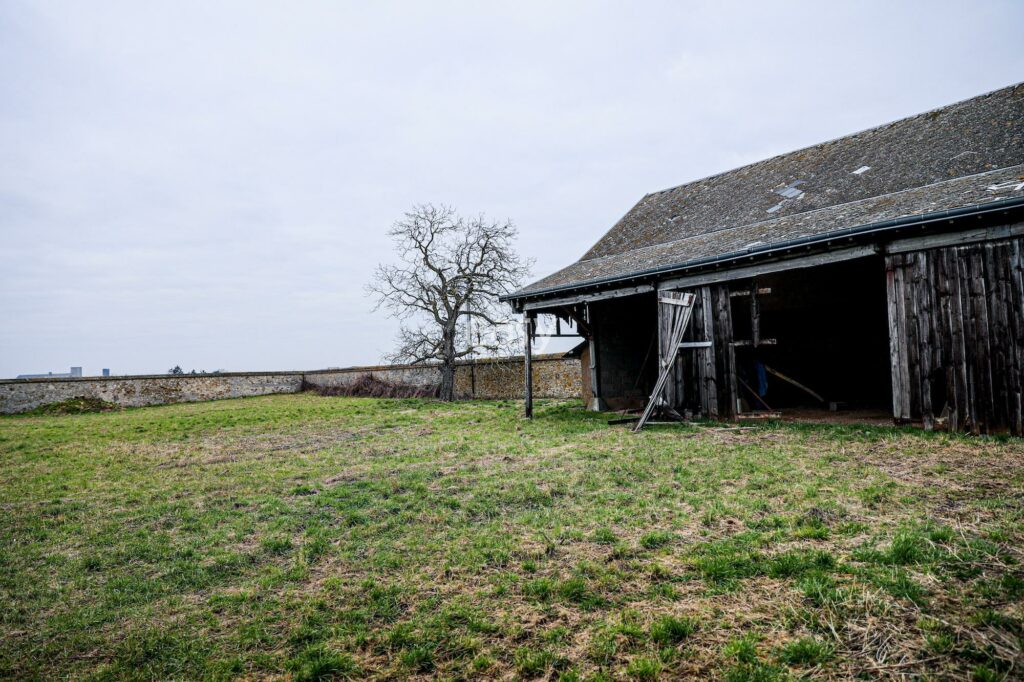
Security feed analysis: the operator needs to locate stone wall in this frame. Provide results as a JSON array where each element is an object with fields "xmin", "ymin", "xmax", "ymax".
[{"xmin": 0, "ymin": 355, "xmax": 581, "ymax": 414}]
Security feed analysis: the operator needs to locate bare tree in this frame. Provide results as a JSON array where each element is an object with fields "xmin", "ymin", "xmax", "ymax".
[{"xmin": 368, "ymin": 204, "xmax": 531, "ymax": 401}]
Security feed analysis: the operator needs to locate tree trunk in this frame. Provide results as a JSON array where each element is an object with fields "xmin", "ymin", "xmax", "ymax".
[
  {"xmin": 439, "ymin": 362, "xmax": 456, "ymax": 401},
  {"xmin": 438, "ymin": 330, "xmax": 457, "ymax": 401}
]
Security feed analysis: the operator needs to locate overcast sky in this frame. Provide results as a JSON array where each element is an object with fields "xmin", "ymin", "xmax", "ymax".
[{"xmin": 2, "ymin": 1, "xmax": 1023, "ymax": 377}]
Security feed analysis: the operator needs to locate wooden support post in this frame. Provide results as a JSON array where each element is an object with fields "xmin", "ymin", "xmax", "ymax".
[
  {"xmin": 885, "ymin": 256, "xmax": 912, "ymax": 423},
  {"xmin": 586, "ymin": 303, "xmax": 606, "ymax": 411},
  {"xmin": 699, "ymin": 286, "xmax": 718, "ymax": 419},
  {"xmin": 750, "ymin": 278, "xmax": 761, "ymax": 348},
  {"xmin": 524, "ymin": 314, "xmax": 534, "ymax": 418},
  {"xmin": 711, "ymin": 284, "xmax": 738, "ymax": 419}
]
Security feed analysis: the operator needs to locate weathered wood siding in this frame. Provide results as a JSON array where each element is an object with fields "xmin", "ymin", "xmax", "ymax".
[
  {"xmin": 885, "ymin": 237, "xmax": 1024, "ymax": 435},
  {"xmin": 658, "ymin": 283, "xmax": 737, "ymax": 420}
]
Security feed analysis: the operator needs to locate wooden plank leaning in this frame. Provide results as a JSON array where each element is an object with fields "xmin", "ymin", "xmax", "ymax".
[{"xmin": 634, "ymin": 292, "xmax": 696, "ymax": 432}]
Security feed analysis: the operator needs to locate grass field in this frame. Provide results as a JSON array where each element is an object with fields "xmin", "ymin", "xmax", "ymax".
[{"xmin": 1, "ymin": 395, "xmax": 1022, "ymax": 680}]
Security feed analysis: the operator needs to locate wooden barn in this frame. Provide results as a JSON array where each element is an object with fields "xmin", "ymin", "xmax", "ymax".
[{"xmin": 503, "ymin": 84, "xmax": 1024, "ymax": 435}]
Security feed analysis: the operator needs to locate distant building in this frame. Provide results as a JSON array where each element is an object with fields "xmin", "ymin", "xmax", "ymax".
[{"xmin": 17, "ymin": 366, "xmax": 83, "ymax": 379}]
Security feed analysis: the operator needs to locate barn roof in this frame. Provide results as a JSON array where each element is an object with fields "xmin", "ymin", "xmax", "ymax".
[{"xmin": 508, "ymin": 83, "xmax": 1024, "ymax": 303}]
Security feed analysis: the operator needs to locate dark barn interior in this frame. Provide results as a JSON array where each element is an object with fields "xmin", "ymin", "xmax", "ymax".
[
  {"xmin": 581, "ymin": 257, "xmax": 896, "ymax": 421},
  {"xmin": 728, "ymin": 257, "xmax": 893, "ymax": 416},
  {"xmin": 588, "ymin": 294, "xmax": 658, "ymax": 411}
]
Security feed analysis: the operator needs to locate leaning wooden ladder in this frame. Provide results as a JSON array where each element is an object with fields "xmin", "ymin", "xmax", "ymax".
[{"xmin": 633, "ymin": 292, "xmax": 696, "ymax": 432}]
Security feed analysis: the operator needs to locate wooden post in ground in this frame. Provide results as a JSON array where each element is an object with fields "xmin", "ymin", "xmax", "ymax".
[
  {"xmin": 524, "ymin": 314, "xmax": 534, "ymax": 418},
  {"xmin": 586, "ymin": 303, "xmax": 607, "ymax": 411}
]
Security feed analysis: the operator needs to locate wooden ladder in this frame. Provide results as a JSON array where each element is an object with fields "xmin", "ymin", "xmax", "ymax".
[{"xmin": 633, "ymin": 292, "xmax": 696, "ymax": 432}]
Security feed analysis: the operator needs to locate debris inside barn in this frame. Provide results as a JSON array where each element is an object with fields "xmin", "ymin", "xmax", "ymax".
[{"xmin": 504, "ymin": 83, "xmax": 1024, "ymax": 435}]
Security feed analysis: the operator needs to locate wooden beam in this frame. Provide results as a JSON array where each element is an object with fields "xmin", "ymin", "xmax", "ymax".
[
  {"xmin": 731, "ymin": 339, "xmax": 777, "ymax": 347},
  {"xmin": 884, "ymin": 222, "xmax": 1024, "ymax": 255},
  {"xmin": 750, "ymin": 278, "xmax": 761, "ymax": 348},
  {"xmin": 557, "ymin": 306, "xmax": 591, "ymax": 339},
  {"xmin": 658, "ymin": 293, "xmax": 695, "ymax": 307},
  {"xmin": 523, "ymin": 284, "xmax": 654, "ymax": 311},
  {"xmin": 730, "ymin": 287, "xmax": 772, "ymax": 297},
  {"xmin": 679, "ymin": 341, "xmax": 712, "ymax": 349},
  {"xmin": 524, "ymin": 314, "xmax": 534, "ymax": 418},
  {"xmin": 658, "ymin": 245, "xmax": 878, "ymax": 291},
  {"xmin": 739, "ymin": 377, "xmax": 773, "ymax": 411},
  {"xmin": 764, "ymin": 365, "xmax": 825, "ymax": 403}
]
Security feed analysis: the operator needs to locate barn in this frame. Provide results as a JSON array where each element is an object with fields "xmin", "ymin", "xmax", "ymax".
[{"xmin": 503, "ymin": 83, "xmax": 1024, "ymax": 435}]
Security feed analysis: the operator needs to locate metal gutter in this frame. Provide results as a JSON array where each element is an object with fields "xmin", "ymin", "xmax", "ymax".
[{"xmin": 501, "ymin": 196, "xmax": 1024, "ymax": 305}]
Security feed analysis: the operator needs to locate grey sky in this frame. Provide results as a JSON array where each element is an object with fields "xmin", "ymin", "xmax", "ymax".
[{"xmin": 2, "ymin": 1, "xmax": 1022, "ymax": 378}]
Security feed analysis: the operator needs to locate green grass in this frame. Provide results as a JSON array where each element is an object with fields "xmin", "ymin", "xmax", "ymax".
[
  {"xmin": 1, "ymin": 394, "xmax": 1022, "ymax": 679},
  {"xmin": 775, "ymin": 636, "xmax": 833, "ymax": 666}
]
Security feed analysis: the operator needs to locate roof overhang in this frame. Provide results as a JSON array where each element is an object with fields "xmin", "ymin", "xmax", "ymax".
[{"xmin": 503, "ymin": 196, "xmax": 1024, "ymax": 313}]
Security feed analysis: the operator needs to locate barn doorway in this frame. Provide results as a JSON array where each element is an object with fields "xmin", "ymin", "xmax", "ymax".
[
  {"xmin": 728, "ymin": 256, "xmax": 893, "ymax": 423},
  {"xmin": 588, "ymin": 293, "xmax": 659, "ymax": 411}
]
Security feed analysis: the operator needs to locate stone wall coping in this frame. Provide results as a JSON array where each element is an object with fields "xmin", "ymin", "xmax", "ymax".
[{"xmin": 0, "ymin": 354, "xmax": 569, "ymax": 386}]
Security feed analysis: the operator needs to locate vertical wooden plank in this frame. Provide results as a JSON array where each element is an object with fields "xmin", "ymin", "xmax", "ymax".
[
  {"xmin": 1008, "ymin": 239, "xmax": 1024, "ymax": 435},
  {"xmin": 968, "ymin": 249, "xmax": 995, "ymax": 434},
  {"xmin": 750, "ymin": 278, "xmax": 761, "ymax": 348},
  {"xmin": 904, "ymin": 253, "xmax": 922, "ymax": 420},
  {"xmin": 711, "ymin": 284, "xmax": 737, "ymax": 419},
  {"xmin": 946, "ymin": 247, "xmax": 970, "ymax": 432},
  {"xmin": 675, "ymin": 294, "xmax": 685, "ymax": 410},
  {"xmin": 885, "ymin": 255, "xmax": 911, "ymax": 423},
  {"xmin": 678, "ymin": 291, "xmax": 696, "ymax": 412},
  {"xmin": 656, "ymin": 293, "xmax": 667, "ymax": 407},
  {"xmin": 926, "ymin": 252, "xmax": 946, "ymax": 427},
  {"xmin": 984, "ymin": 243, "xmax": 1010, "ymax": 431},
  {"xmin": 935, "ymin": 248, "xmax": 957, "ymax": 431},
  {"xmin": 912, "ymin": 251, "xmax": 934, "ymax": 429},
  {"xmin": 955, "ymin": 247, "xmax": 981, "ymax": 434},
  {"xmin": 996, "ymin": 241, "xmax": 1018, "ymax": 434},
  {"xmin": 657, "ymin": 293, "xmax": 680, "ymax": 411},
  {"xmin": 701, "ymin": 286, "xmax": 719, "ymax": 419},
  {"xmin": 524, "ymin": 314, "xmax": 534, "ymax": 418}
]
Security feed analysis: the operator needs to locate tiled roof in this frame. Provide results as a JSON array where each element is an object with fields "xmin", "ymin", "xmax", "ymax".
[{"xmin": 512, "ymin": 83, "xmax": 1024, "ymax": 299}]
